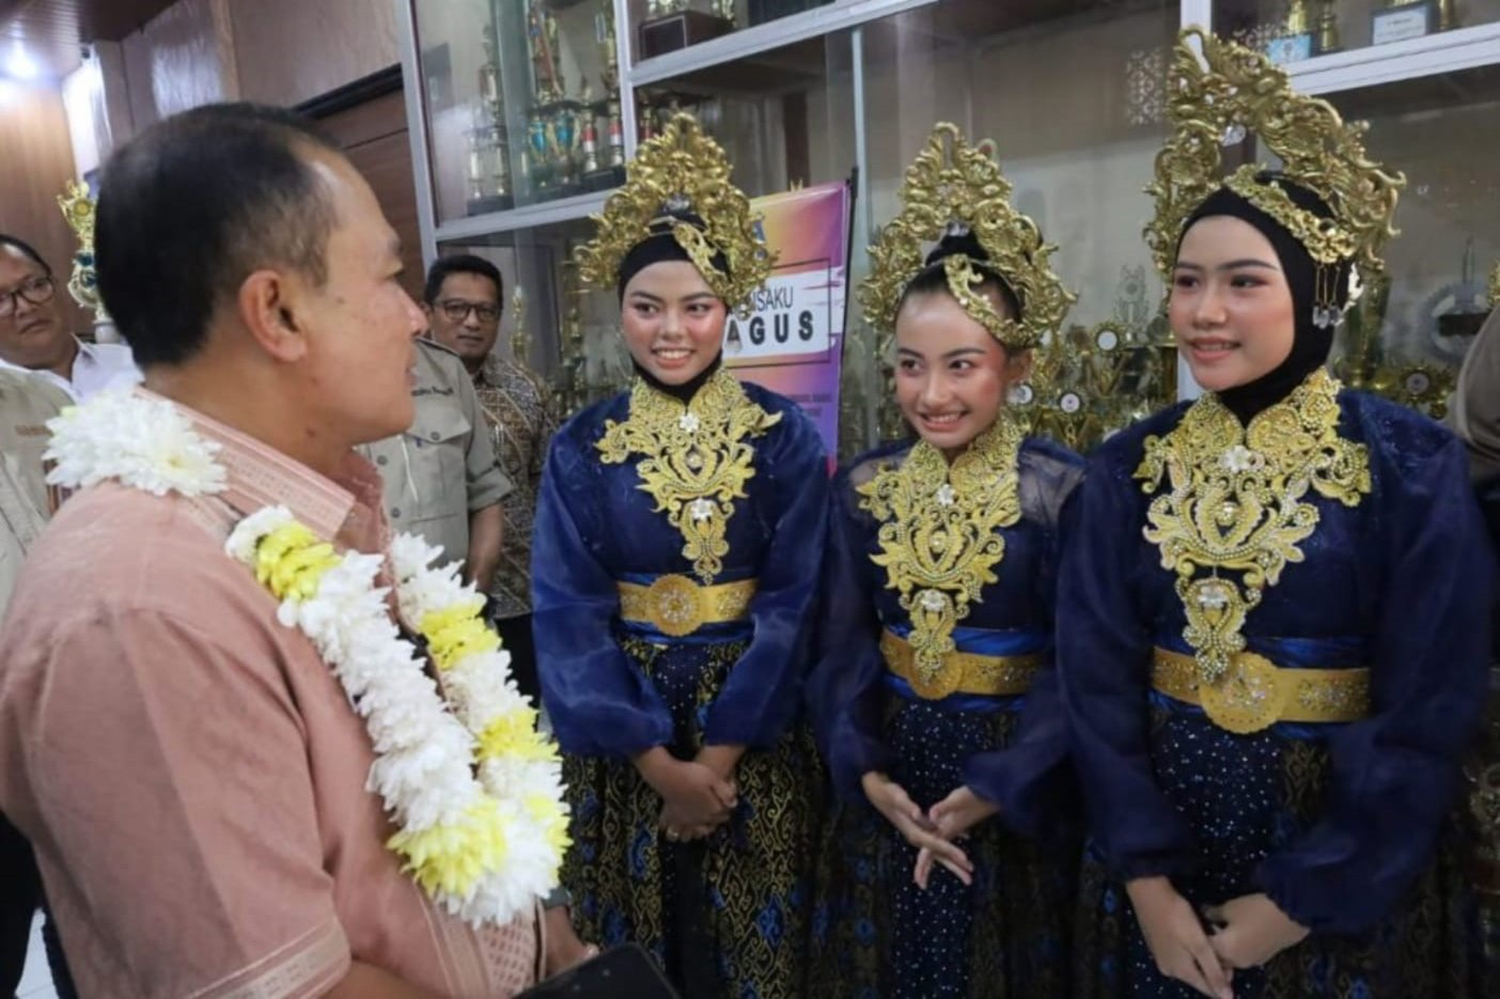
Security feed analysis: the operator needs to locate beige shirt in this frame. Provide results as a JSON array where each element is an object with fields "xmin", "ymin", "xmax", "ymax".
[
  {"xmin": 0, "ymin": 394, "xmax": 540, "ymax": 998},
  {"xmin": 363, "ymin": 338, "xmax": 512, "ymax": 568},
  {"xmin": 0, "ymin": 369, "xmax": 69, "ymax": 612}
]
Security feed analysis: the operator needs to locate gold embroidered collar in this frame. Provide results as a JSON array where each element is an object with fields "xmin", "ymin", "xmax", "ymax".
[
  {"xmin": 858, "ymin": 412, "xmax": 1025, "ymax": 686},
  {"xmin": 1135, "ymin": 368, "xmax": 1370, "ymax": 684},
  {"xmin": 597, "ymin": 369, "xmax": 780, "ymax": 583}
]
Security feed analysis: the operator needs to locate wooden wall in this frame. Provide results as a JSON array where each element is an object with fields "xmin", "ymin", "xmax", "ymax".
[
  {"xmin": 0, "ymin": 84, "xmax": 91, "ymax": 336},
  {"xmin": 317, "ymin": 87, "xmax": 424, "ymax": 304}
]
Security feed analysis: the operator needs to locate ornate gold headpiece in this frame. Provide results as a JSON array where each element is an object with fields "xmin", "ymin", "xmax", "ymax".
[
  {"xmin": 1146, "ymin": 28, "xmax": 1404, "ymax": 322},
  {"xmin": 575, "ymin": 112, "xmax": 773, "ymax": 316},
  {"xmin": 57, "ymin": 179, "xmax": 106, "ymax": 320},
  {"xmin": 862, "ymin": 123, "xmax": 1072, "ymax": 352}
]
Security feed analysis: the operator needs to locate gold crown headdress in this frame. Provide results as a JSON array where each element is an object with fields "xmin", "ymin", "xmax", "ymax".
[
  {"xmin": 1146, "ymin": 28, "xmax": 1404, "ymax": 328},
  {"xmin": 862, "ymin": 123, "xmax": 1073, "ymax": 352},
  {"xmin": 57, "ymin": 179, "xmax": 106, "ymax": 321},
  {"xmin": 575, "ymin": 113, "xmax": 774, "ymax": 317}
]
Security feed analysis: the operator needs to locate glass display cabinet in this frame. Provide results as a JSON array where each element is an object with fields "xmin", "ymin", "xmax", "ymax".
[{"xmin": 397, "ymin": 0, "xmax": 1500, "ymax": 439}]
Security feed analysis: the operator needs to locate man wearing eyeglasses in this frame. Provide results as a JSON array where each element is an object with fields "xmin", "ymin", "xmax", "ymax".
[
  {"xmin": 361, "ymin": 289, "xmax": 511, "ymax": 591},
  {"xmin": 422, "ymin": 255, "xmax": 556, "ymax": 705},
  {"xmin": 0, "ymin": 236, "xmax": 140, "ymax": 401}
]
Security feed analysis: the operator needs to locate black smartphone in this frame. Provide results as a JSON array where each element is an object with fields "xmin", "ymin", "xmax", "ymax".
[{"xmin": 517, "ymin": 944, "xmax": 679, "ymax": 999}]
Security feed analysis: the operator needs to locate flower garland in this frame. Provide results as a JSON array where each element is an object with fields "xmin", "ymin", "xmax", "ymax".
[{"xmin": 45, "ymin": 391, "xmax": 568, "ymax": 926}]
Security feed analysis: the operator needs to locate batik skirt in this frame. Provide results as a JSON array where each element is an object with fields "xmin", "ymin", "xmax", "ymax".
[
  {"xmin": 561, "ymin": 633, "xmax": 821, "ymax": 999},
  {"xmin": 1072, "ymin": 698, "xmax": 1482, "ymax": 998},
  {"xmin": 810, "ymin": 688, "xmax": 1077, "ymax": 999}
]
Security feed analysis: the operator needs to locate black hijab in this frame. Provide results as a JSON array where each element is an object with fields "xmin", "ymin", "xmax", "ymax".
[{"xmin": 1178, "ymin": 173, "xmax": 1350, "ymax": 424}]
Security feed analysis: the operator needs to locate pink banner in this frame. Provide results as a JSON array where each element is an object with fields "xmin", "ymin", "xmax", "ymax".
[{"xmin": 723, "ymin": 181, "xmax": 852, "ymax": 462}]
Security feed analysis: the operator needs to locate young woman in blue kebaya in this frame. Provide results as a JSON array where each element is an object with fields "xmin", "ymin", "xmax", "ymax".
[
  {"xmin": 809, "ymin": 123, "xmax": 1082, "ymax": 999},
  {"xmin": 1061, "ymin": 30, "xmax": 1492, "ymax": 999},
  {"xmin": 531, "ymin": 114, "xmax": 826, "ymax": 999}
]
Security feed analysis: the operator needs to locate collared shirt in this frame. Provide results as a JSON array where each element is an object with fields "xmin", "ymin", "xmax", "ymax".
[
  {"xmin": 0, "ymin": 393, "xmax": 540, "ymax": 998},
  {"xmin": 0, "ymin": 336, "xmax": 141, "ymax": 402},
  {"xmin": 473, "ymin": 354, "xmax": 556, "ymax": 618},
  {"xmin": 0, "ymin": 369, "xmax": 68, "ymax": 612},
  {"xmin": 362, "ymin": 338, "xmax": 512, "ymax": 570}
]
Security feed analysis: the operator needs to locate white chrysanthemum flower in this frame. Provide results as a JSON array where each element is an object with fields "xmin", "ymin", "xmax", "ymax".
[
  {"xmin": 46, "ymin": 390, "xmax": 227, "ymax": 496},
  {"xmin": 389, "ymin": 532, "xmax": 444, "ymax": 582},
  {"xmin": 396, "ymin": 559, "xmax": 476, "ymax": 626}
]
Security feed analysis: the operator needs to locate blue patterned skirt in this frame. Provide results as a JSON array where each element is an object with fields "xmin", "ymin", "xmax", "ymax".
[
  {"xmin": 561, "ymin": 633, "xmax": 822, "ymax": 999},
  {"xmin": 1072, "ymin": 699, "xmax": 1482, "ymax": 998},
  {"xmin": 810, "ymin": 687, "xmax": 1077, "ymax": 998}
]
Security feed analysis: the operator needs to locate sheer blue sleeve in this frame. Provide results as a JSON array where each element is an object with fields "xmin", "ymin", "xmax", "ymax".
[
  {"xmin": 531, "ymin": 426, "xmax": 674, "ymax": 757},
  {"xmin": 1257, "ymin": 430, "xmax": 1494, "ymax": 932}
]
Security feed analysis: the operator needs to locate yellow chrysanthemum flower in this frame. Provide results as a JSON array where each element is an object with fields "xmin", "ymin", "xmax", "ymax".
[
  {"xmin": 389, "ymin": 798, "xmax": 510, "ymax": 899},
  {"xmin": 476, "ymin": 708, "xmax": 557, "ymax": 763},
  {"xmin": 422, "ymin": 607, "xmax": 500, "ymax": 671},
  {"xmin": 255, "ymin": 523, "xmax": 339, "ymax": 601}
]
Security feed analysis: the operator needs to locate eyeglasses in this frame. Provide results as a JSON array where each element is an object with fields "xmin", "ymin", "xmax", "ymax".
[
  {"xmin": 438, "ymin": 298, "xmax": 501, "ymax": 324},
  {"xmin": 0, "ymin": 275, "xmax": 55, "ymax": 318}
]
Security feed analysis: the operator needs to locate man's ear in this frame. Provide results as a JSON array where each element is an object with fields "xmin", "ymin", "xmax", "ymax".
[{"xmin": 238, "ymin": 269, "xmax": 310, "ymax": 363}]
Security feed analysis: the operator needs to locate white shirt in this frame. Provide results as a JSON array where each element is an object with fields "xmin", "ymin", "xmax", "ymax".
[{"xmin": 0, "ymin": 337, "xmax": 141, "ymax": 401}]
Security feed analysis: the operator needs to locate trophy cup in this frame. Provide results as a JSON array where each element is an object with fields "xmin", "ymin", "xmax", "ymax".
[
  {"xmin": 587, "ymin": 0, "xmax": 627, "ymax": 189},
  {"xmin": 606, "ymin": 98, "xmax": 626, "ymax": 169},
  {"xmin": 547, "ymin": 103, "xmax": 582, "ymax": 192},
  {"xmin": 465, "ymin": 23, "xmax": 515, "ymax": 214},
  {"xmin": 580, "ymin": 110, "xmax": 602, "ymax": 177},
  {"xmin": 527, "ymin": 110, "xmax": 553, "ymax": 191},
  {"xmin": 1316, "ymin": 0, "xmax": 1342, "ymax": 55},
  {"xmin": 56, "ymin": 179, "xmax": 108, "ymax": 330},
  {"xmin": 465, "ymin": 124, "xmax": 513, "ymax": 214},
  {"xmin": 478, "ymin": 25, "xmax": 502, "ymax": 121},
  {"xmin": 528, "ymin": 1, "xmax": 564, "ymax": 105}
]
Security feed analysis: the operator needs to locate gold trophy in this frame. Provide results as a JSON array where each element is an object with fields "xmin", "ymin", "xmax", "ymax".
[
  {"xmin": 56, "ymin": 179, "xmax": 107, "ymax": 324},
  {"xmin": 1316, "ymin": 0, "xmax": 1342, "ymax": 54},
  {"xmin": 528, "ymin": 1, "xmax": 563, "ymax": 105}
]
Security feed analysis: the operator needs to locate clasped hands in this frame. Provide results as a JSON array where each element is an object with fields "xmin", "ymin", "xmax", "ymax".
[
  {"xmin": 1126, "ymin": 876, "xmax": 1310, "ymax": 999},
  {"xmin": 633, "ymin": 744, "xmax": 743, "ymax": 843},
  {"xmin": 860, "ymin": 771, "xmax": 998, "ymax": 890}
]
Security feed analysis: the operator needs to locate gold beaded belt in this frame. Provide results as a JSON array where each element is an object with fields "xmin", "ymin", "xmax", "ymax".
[
  {"xmin": 1151, "ymin": 647, "xmax": 1371, "ymax": 735},
  {"xmin": 880, "ymin": 630, "xmax": 1043, "ymax": 700},
  {"xmin": 616, "ymin": 575, "xmax": 757, "ymax": 637}
]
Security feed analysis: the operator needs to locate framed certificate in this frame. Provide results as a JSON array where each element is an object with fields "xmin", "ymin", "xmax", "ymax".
[
  {"xmin": 1265, "ymin": 33, "xmax": 1314, "ymax": 66},
  {"xmin": 1372, "ymin": 2, "xmax": 1433, "ymax": 45}
]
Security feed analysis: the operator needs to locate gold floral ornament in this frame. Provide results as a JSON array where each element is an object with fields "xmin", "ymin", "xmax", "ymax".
[
  {"xmin": 861, "ymin": 122, "xmax": 1073, "ymax": 352},
  {"xmin": 597, "ymin": 369, "xmax": 780, "ymax": 584},
  {"xmin": 1135, "ymin": 369, "xmax": 1370, "ymax": 687},
  {"xmin": 57, "ymin": 179, "xmax": 106, "ymax": 321},
  {"xmin": 574, "ymin": 112, "xmax": 774, "ymax": 317},
  {"xmin": 859, "ymin": 411, "xmax": 1025, "ymax": 690},
  {"xmin": 1145, "ymin": 28, "xmax": 1404, "ymax": 327}
]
